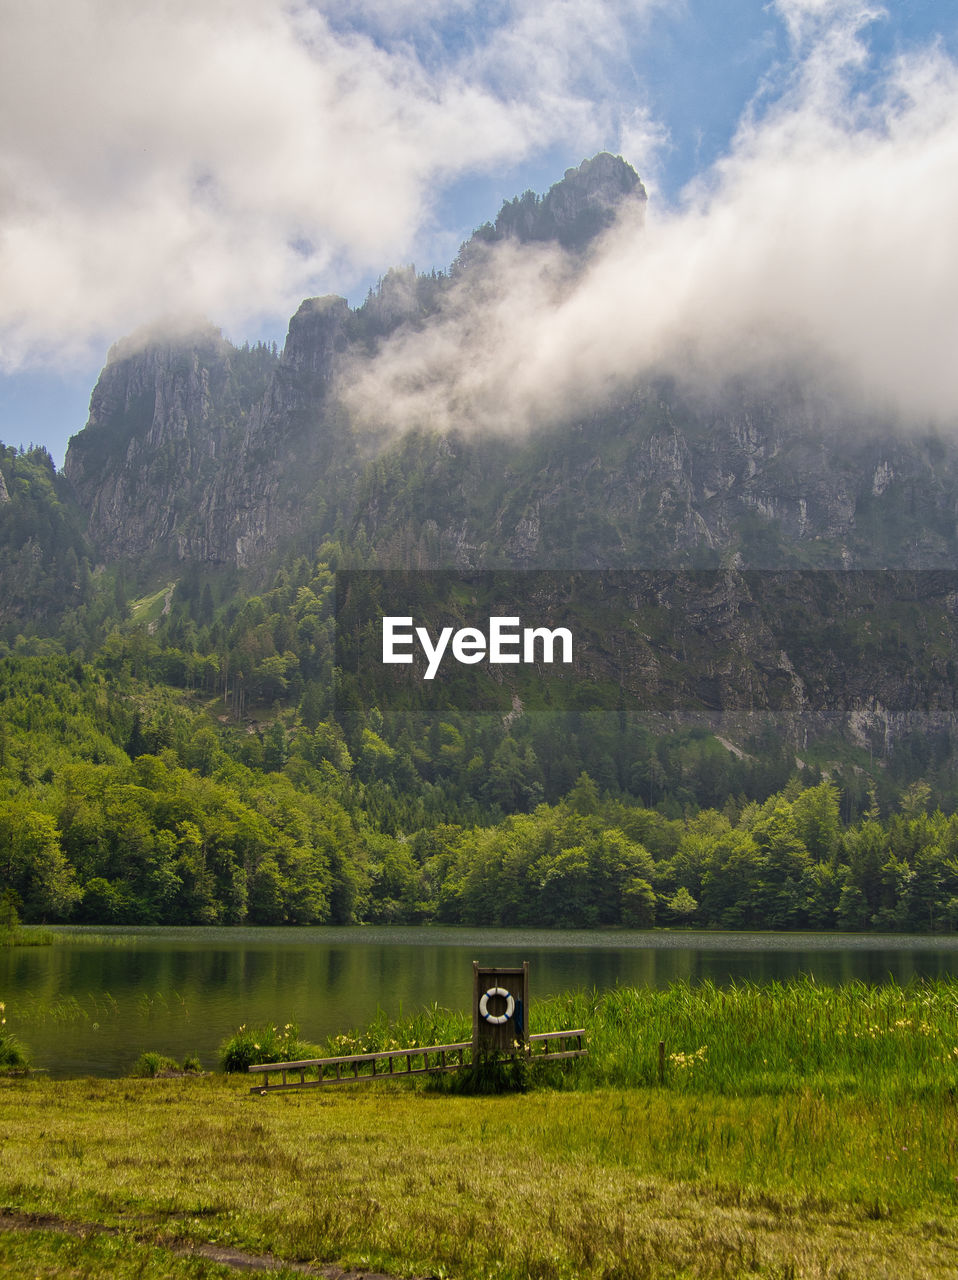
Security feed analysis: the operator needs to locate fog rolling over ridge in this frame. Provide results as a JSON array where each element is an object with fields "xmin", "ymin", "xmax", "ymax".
[
  {"xmin": 345, "ymin": 23, "xmax": 958, "ymax": 440},
  {"xmin": 50, "ymin": 3, "xmax": 958, "ymax": 575},
  {"xmin": 56, "ymin": 142, "xmax": 958, "ymax": 575}
]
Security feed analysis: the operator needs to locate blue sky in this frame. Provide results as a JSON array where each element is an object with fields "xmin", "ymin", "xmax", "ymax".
[{"xmin": 0, "ymin": 0, "xmax": 955, "ymax": 465}]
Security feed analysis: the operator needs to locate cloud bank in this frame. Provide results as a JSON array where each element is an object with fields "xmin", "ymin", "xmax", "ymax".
[
  {"xmin": 0, "ymin": 0, "xmax": 658, "ymax": 369},
  {"xmin": 345, "ymin": 1, "xmax": 958, "ymax": 434}
]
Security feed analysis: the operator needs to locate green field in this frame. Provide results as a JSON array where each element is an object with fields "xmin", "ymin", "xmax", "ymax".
[{"xmin": 3, "ymin": 981, "xmax": 958, "ymax": 1278}]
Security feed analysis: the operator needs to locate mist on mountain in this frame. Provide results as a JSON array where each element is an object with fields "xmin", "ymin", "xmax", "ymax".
[{"xmin": 346, "ymin": 45, "xmax": 958, "ymax": 442}]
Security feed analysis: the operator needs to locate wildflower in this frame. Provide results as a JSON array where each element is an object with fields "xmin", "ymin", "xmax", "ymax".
[{"xmin": 669, "ymin": 1046, "xmax": 707, "ymax": 1068}]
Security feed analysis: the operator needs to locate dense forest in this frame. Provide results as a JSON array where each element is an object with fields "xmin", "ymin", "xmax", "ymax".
[{"xmin": 2, "ymin": 453, "xmax": 958, "ymax": 934}]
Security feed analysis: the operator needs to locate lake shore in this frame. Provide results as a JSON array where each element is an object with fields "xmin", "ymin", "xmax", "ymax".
[
  {"xmin": 5, "ymin": 980, "xmax": 958, "ymax": 1277},
  {"xmin": 8, "ymin": 925, "xmax": 958, "ymax": 1078}
]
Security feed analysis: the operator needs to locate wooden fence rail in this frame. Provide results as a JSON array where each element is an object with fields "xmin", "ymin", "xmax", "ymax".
[{"xmin": 249, "ymin": 1029, "xmax": 586, "ymax": 1094}]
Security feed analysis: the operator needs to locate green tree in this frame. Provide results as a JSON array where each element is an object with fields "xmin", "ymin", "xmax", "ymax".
[{"xmin": 0, "ymin": 801, "xmax": 79, "ymax": 921}]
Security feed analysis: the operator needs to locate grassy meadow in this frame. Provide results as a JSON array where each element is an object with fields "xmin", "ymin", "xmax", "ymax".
[{"xmin": 2, "ymin": 980, "xmax": 958, "ymax": 1278}]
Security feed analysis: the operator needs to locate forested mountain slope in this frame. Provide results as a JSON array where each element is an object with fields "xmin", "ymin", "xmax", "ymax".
[{"xmin": 3, "ymin": 154, "xmax": 958, "ymax": 931}]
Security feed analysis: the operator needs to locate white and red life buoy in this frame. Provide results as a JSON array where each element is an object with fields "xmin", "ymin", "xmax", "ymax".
[{"xmin": 478, "ymin": 986, "xmax": 515, "ymax": 1025}]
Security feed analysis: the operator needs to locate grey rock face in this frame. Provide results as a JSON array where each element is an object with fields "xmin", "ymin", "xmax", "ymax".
[
  {"xmin": 345, "ymin": 381, "xmax": 958, "ymax": 571},
  {"xmin": 63, "ymin": 299, "xmax": 355, "ymax": 566},
  {"xmin": 282, "ymin": 295, "xmax": 349, "ymax": 379}
]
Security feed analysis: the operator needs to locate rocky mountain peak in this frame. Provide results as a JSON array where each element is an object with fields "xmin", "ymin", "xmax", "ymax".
[
  {"xmin": 62, "ymin": 327, "xmax": 279, "ymax": 562},
  {"xmin": 283, "ymin": 295, "xmax": 349, "ymax": 378},
  {"xmin": 492, "ymin": 152, "xmax": 645, "ymax": 250}
]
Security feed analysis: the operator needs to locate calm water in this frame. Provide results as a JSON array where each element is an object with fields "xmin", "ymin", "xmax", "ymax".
[{"xmin": 5, "ymin": 925, "xmax": 958, "ymax": 1077}]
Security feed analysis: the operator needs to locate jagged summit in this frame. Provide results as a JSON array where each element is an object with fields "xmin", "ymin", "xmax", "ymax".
[
  {"xmin": 104, "ymin": 318, "xmax": 227, "ymax": 366},
  {"xmin": 283, "ymin": 295, "xmax": 349, "ymax": 378},
  {"xmin": 489, "ymin": 152, "xmax": 645, "ymax": 250}
]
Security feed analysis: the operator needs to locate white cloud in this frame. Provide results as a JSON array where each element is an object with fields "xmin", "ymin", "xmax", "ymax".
[
  {"xmin": 616, "ymin": 106, "xmax": 670, "ymax": 196},
  {"xmin": 344, "ymin": 7, "xmax": 958, "ymax": 434},
  {"xmin": 0, "ymin": 0, "xmax": 651, "ymax": 369}
]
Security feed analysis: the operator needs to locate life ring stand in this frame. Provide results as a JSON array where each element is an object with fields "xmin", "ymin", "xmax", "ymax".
[{"xmin": 478, "ymin": 986, "xmax": 515, "ymax": 1025}]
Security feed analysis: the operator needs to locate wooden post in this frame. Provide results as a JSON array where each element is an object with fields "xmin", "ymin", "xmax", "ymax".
[{"xmin": 473, "ymin": 961, "xmax": 530, "ymax": 1057}]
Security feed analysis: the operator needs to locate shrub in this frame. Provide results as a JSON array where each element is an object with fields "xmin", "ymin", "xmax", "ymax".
[
  {"xmin": 129, "ymin": 1051, "xmax": 205, "ymax": 1077},
  {"xmin": 130, "ymin": 1051, "xmax": 181, "ymax": 1077},
  {"xmin": 0, "ymin": 1002, "xmax": 30, "ymax": 1072},
  {"xmin": 219, "ymin": 1022, "xmax": 321, "ymax": 1073}
]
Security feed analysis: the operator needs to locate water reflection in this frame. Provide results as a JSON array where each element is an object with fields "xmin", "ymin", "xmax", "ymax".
[{"xmin": 3, "ymin": 926, "xmax": 958, "ymax": 1077}]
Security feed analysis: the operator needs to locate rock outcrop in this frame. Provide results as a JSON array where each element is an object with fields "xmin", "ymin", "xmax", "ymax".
[
  {"xmin": 64, "ymin": 300, "xmax": 355, "ymax": 566},
  {"xmin": 491, "ymin": 151, "xmax": 645, "ymax": 249}
]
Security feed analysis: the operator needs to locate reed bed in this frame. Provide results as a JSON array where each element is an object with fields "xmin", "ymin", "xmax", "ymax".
[
  {"xmin": 10, "ymin": 989, "xmax": 193, "ymax": 1030},
  {"xmin": 0, "ymin": 1001, "xmax": 29, "ymax": 1071},
  {"xmin": 47, "ymin": 930, "xmax": 145, "ymax": 946},
  {"xmin": 10, "ymin": 990, "xmax": 122, "ymax": 1027},
  {"xmin": 225, "ymin": 978, "xmax": 958, "ymax": 1102},
  {"xmin": 0, "ymin": 925, "xmax": 54, "ymax": 946},
  {"xmin": 567, "ymin": 978, "xmax": 958, "ymax": 1099}
]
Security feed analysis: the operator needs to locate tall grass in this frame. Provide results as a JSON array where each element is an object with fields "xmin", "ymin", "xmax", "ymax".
[
  {"xmin": 572, "ymin": 978, "xmax": 958, "ymax": 1098},
  {"xmin": 11, "ymin": 991, "xmax": 122, "ymax": 1027},
  {"xmin": 5, "ymin": 1070, "xmax": 958, "ymax": 1278},
  {"xmin": 228, "ymin": 978, "xmax": 958, "ymax": 1101},
  {"xmin": 0, "ymin": 925, "xmax": 54, "ymax": 947},
  {"xmin": 0, "ymin": 1001, "xmax": 30, "ymax": 1071},
  {"xmin": 9, "ymin": 983, "xmax": 958, "ymax": 1280},
  {"xmin": 46, "ymin": 930, "xmax": 145, "ymax": 946}
]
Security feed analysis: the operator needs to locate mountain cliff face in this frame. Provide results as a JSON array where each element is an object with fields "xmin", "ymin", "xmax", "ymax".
[
  {"xmin": 61, "ymin": 153, "xmax": 958, "ymax": 574},
  {"xmin": 343, "ymin": 386, "xmax": 958, "ymax": 570},
  {"xmin": 63, "ymin": 300, "xmax": 355, "ymax": 566}
]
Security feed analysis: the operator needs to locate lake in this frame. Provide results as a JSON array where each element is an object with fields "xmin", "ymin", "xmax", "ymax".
[{"xmin": 5, "ymin": 925, "xmax": 958, "ymax": 1077}]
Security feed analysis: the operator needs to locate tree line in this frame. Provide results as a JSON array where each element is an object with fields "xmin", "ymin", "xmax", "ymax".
[{"xmin": 2, "ymin": 643, "xmax": 957, "ymax": 931}]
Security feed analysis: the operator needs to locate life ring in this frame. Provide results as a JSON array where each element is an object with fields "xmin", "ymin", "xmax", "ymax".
[{"xmin": 479, "ymin": 986, "xmax": 515, "ymax": 1025}]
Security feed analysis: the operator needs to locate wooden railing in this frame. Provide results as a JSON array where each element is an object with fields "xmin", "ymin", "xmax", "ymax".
[
  {"xmin": 249, "ymin": 1029, "xmax": 586, "ymax": 1094},
  {"xmin": 528, "ymin": 1029, "xmax": 588, "ymax": 1061}
]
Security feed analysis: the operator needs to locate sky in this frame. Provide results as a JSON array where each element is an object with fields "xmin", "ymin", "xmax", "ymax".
[{"xmin": 0, "ymin": 0, "xmax": 955, "ymax": 465}]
